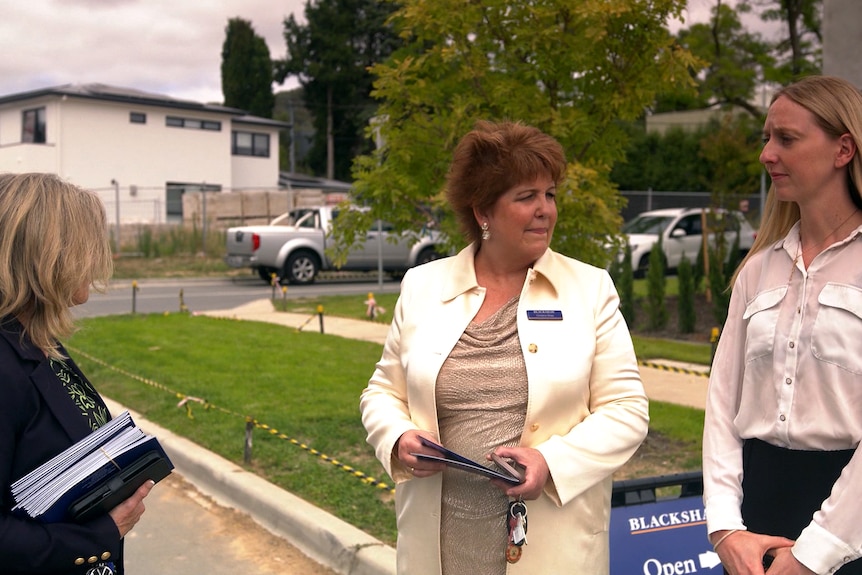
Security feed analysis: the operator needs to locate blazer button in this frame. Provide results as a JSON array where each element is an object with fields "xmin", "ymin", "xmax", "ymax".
[
  {"xmin": 75, "ymin": 558, "xmax": 85, "ymax": 566},
  {"xmin": 530, "ymin": 423, "xmax": 540, "ymax": 432},
  {"xmin": 101, "ymin": 551, "xmax": 112, "ymax": 560},
  {"xmin": 528, "ymin": 343, "xmax": 538, "ymax": 353}
]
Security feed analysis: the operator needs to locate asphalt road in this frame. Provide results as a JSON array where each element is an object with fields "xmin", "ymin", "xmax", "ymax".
[{"xmin": 74, "ymin": 275, "xmax": 402, "ymax": 318}]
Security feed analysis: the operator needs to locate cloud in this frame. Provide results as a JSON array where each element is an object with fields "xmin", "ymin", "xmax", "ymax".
[
  {"xmin": 2, "ymin": 0, "xmax": 784, "ymax": 105},
  {"xmin": 668, "ymin": 0, "xmax": 782, "ymax": 38},
  {"xmin": 0, "ymin": 0, "xmax": 304, "ymax": 103}
]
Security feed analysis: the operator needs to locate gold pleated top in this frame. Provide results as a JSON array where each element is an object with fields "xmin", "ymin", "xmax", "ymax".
[{"xmin": 436, "ymin": 296, "xmax": 528, "ymax": 575}]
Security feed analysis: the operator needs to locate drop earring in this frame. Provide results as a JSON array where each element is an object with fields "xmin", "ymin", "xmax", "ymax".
[{"xmin": 481, "ymin": 221, "xmax": 491, "ymax": 240}]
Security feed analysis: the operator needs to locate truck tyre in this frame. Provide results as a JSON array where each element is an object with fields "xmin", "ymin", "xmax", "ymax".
[
  {"xmin": 257, "ymin": 266, "xmax": 278, "ymax": 284},
  {"xmin": 635, "ymin": 252, "xmax": 666, "ymax": 278},
  {"xmin": 416, "ymin": 246, "xmax": 443, "ymax": 266},
  {"xmin": 635, "ymin": 254, "xmax": 650, "ymax": 278},
  {"xmin": 283, "ymin": 250, "xmax": 319, "ymax": 285}
]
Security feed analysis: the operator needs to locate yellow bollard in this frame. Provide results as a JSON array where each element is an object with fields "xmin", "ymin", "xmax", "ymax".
[
  {"xmin": 317, "ymin": 304, "xmax": 324, "ymax": 334},
  {"xmin": 131, "ymin": 280, "xmax": 139, "ymax": 314},
  {"xmin": 710, "ymin": 327, "xmax": 720, "ymax": 363}
]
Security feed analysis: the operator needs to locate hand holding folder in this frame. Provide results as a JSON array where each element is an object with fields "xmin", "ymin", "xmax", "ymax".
[
  {"xmin": 411, "ymin": 437, "xmax": 523, "ymax": 485},
  {"xmin": 11, "ymin": 411, "xmax": 173, "ymax": 523}
]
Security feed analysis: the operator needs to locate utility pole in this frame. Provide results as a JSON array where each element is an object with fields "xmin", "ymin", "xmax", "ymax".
[
  {"xmin": 201, "ymin": 184, "xmax": 207, "ymax": 255},
  {"xmin": 110, "ymin": 179, "xmax": 120, "ymax": 253},
  {"xmin": 326, "ymin": 85, "xmax": 334, "ymax": 180},
  {"xmin": 289, "ymin": 98, "xmax": 296, "ymax": 174}
]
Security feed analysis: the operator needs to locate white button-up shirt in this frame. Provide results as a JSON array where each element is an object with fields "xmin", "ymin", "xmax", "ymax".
[{"xmin": 704, "ymin": 221, "xmax": 862, "ymax": 574}]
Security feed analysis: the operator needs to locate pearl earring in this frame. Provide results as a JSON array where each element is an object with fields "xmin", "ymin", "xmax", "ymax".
[{"xmin": 481, "ymin": 221, "xmax": 491, "ymax": 240}]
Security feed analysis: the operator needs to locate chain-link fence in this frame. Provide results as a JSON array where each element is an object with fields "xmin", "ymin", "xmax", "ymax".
[{"xmin": 619, "ymin": 190, "xmax": 764, "ymax": 226}]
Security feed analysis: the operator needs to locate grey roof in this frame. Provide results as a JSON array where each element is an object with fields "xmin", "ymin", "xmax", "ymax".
[
  {"xmin": 279, "ymin": 172, "xmax": 353, "ymax": 191},
  {"xmin": 0, "ymin": 83, "xmax": 290, "ymax": 128}
]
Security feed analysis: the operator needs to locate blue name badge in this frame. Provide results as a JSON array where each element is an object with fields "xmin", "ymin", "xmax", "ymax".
[{"xmin": 526, "ymin": 310, "xmax": 563, "ymax": 320}]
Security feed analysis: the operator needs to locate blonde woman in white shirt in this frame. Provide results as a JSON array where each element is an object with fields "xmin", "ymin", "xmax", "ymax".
[{"xmin": 703, "ymin": 75, "xmax": 862, "ymax": 575}]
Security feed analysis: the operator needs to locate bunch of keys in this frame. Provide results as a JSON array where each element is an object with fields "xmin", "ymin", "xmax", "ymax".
[{"xmin": 505, "ymin": 499, "xmax": 528, "ymax": 563}]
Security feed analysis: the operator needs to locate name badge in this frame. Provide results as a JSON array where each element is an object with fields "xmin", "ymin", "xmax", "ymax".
[{"xmin": 526, "ymin": 310, "xmax": 563, "ymax": 320}]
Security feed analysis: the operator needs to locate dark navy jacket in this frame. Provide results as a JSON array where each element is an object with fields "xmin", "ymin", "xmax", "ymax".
[{"xmin": 0, "ymin": 318, "xmax": 122, "ymax": 574}]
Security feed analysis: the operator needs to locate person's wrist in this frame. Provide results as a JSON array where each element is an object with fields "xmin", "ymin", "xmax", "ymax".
[{"xmin": 711, "ymin": 529, "xmax": 740, "ymax": 551}]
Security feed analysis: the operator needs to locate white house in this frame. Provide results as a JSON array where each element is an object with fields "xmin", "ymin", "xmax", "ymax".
[{"xmin": 0, "ymin": 83, "xmax": 290, "ymax": 224}]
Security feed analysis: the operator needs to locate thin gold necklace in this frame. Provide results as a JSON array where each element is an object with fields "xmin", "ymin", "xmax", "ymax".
[{"xmin": 789, "ymin": 208, "xmax": 860, "ymax": 280}]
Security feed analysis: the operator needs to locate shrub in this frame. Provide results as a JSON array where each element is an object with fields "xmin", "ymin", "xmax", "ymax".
[
  {"xmin": 677, "ymin": 255, "xmax": 696, "ymax": 334},
  {"xmin": 614, "ymin": 244, "xmax": 636, "ymax": 327},
  {"xmin": 646, "ymin": 238, "xmax": 668, "ymax": 331},
  {"xmin": 707, "ymin": 244, "xmax": 732, "ymax": 326}
]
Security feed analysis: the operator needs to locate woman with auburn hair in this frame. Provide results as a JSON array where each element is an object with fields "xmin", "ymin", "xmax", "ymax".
[
  {"xmin": 704, "ymin": 75, "xmax": 862, "ymax": 574},
  {"xmin": 361, "ymin": 120, "xmax": 648, "ymax": 574},
  {"xmin": 0, "ymin": 173, "xmax": 154, "ymax": 575}
]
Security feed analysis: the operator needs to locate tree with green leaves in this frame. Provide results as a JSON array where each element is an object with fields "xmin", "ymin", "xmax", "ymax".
[
  {"xmin": 672, "ymin": 2, "xmax": 775, "ymax": 117},
  {"xmin": 699, "ymin": 113, "xmax": 764, "ymax": 208},
  {"xmin": 336, "ymin": 0, "xmax": 702, "ymax": 268},
  {"xmin": 275, "ymin": 0, "xmax": 401, "ymax": 181},
  {"xmin": 221, "ymin": 18, "xmax": 275, "ymax": 118},
  {"xmin": 744, "ymin": 0, "xmax": 822, "ymax": 82},
  {"xmin": 611, "ymin": 124, "xmax": 714, "ymax": 192}
]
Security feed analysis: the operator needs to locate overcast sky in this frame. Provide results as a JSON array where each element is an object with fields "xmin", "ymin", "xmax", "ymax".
[
  {"xmin": 0, "ymin": 0, "xmax": 775, "ymax": 106},
  {"xmin": 0, "ymin": 0, "xmax": 306, "ymax": 104}
]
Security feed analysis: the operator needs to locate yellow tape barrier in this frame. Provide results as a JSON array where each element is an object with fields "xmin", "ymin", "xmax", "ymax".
[
  {"xmin": 638, "ymin": 360, "xmax": 710, "ymax": 378},
  {"xmin": 66, "ymin": 345, "xmax": 396, "ymax": 495},
  {"xmin": 66, "ymin": 346, "xmax": 707, "ymax": 498}
]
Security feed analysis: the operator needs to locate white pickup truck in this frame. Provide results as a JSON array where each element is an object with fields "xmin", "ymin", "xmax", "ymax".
[{"xmin": 224, "ymin": 206, "xmax": 447, "ymax": 284}]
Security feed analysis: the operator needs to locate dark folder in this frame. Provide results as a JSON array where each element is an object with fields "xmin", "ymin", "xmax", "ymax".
[
  {"xmin": 11, "ymin": 411, "xmax": 174, "ymax": 523},
  {"xmin": 67, "ymin": 450, "xmax": 173, "ymax": 522},
  {"xmin": 411, "ymin": 437, "xmax": 523, "ymax": 485}
]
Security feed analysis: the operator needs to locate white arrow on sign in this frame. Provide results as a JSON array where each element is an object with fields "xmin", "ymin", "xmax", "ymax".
[{"xmin": 699, "ymin": 550, "xmax": 722, "ymax": 570}]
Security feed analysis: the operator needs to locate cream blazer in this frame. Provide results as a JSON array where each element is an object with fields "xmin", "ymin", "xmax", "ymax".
[{"xmin": 360, "ymin": 244, "xmax": 648, "ymax": 574}]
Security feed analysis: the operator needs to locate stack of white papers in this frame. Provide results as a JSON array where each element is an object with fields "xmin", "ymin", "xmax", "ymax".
[{"xmin": 11, "ymin": 411, "xmax": 172, "ymax": 523}]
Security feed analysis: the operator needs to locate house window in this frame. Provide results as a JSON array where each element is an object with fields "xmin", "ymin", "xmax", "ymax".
[
  {"xmin": 232, "ymin": 131, "xmax": 270, "ymax": 157},
  {"xmin": 166, "ymin": 116, "xmax": 221, "ymax": 131},
  {"xmin": 22, "ymin": 107, "xmax": 46, "ymax": 143},
  {"xmin": 130, "ymin": 112, "xmax": 147, "ymax": 124},
  {"xmin": 165, "ymin": 182, "xmax": 221, "ymax": 223}
]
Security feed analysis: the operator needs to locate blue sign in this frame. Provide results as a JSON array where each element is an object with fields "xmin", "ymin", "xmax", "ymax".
[{"xmin": 610, "ymin": 496, "xmax": 722, "ymax": 575}]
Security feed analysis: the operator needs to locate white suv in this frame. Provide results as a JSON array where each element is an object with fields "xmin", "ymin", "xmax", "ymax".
[{"xmin": 618, "ymin": 207, "xmax": 757, "ymax": 276}]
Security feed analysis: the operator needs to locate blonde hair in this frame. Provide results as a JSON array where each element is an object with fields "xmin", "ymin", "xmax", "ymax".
[
  {"xmin": 0, "ymin": 173, "xmax": 113, "ymax": 358},
  {"xmin": 732, "ymin": 75, "xmax": 862, "ymax": 285},
  {"xmin": 445, "ymin": 120, "xmax": 566, "ymax": 244}
]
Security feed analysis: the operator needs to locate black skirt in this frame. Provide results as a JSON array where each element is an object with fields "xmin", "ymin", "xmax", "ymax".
[{"xmin": 741, "ymin": 438, "xmax": 860, "ymax": 574}]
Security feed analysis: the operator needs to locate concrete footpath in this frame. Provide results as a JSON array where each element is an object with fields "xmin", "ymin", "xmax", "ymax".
[
  {"xmin": 123, "ymin": 299, "xmax": 710, "ymax": 575},
  {"xmin": 199, "ymin": 298, "xmax": 711, "ymax": 411}
]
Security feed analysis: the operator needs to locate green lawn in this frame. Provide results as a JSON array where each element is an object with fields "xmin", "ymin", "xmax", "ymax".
[
  {"xmin": 69, "ymin": 313, "xmax": 399, "ymax": 543},
  {"xmin": 273, "ymin": 292, "xmax": 716, "ymax": 365},
  {"xmin": 68, "ymin": 292, "xmax": 710, "ymax": 545}
]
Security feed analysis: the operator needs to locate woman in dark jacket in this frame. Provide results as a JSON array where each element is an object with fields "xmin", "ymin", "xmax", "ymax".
[{"xmin": 0, "ymin": 172, "xmax": 154, "ymax": 574}]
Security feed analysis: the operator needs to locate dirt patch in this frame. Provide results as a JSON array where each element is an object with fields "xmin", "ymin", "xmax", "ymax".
[
  {"xmin": 630, "ymin": 292, "xmax": 723, "ymax": 343},
  {"xmin": 614, "ymin": 431, "xmax": 701, "ymax": 481}
]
